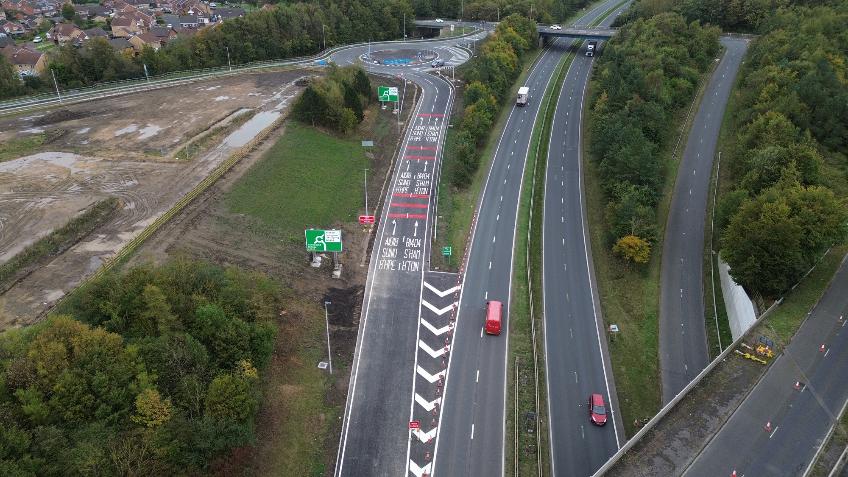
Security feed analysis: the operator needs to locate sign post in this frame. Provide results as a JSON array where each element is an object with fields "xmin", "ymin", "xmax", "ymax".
[
  {"xmin": 409, "ymin": 420, "xmax": 421, "ymax": 430},
  {"xmin": 442, "ymin": 246, "xmax": 452, "ymax": 267},
  {"xmin": 378, "ymin": 85, "xmax": 400, "ymax": 103},
  {"xmin": 305, "ymin": 229, "xmax": 343, "ymax": 253}
]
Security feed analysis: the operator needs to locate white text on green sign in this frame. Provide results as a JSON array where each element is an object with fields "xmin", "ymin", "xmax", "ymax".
[{"xmin": 305, "ymin": 229, "xmax": 343, "ymax": 252}]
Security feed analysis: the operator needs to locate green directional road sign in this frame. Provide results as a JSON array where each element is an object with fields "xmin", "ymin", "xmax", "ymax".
[
  {"xmin": 378, "ymin": 85, "xmax": 399, "ymax": 102},
  {"xmin": 442, "ymin": 246, "xmax": 452, "ymax": 257},
  {"xmin": 305, "ymin": 229, "xmax": 343, "ymax": 252}
]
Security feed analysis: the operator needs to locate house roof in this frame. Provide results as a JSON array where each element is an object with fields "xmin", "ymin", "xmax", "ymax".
[
  {"xmin": 108, "ymin": 37, "xmax": 132, "ymax": 49},
  {"xmin": 215, "ymin": 7, "xmax": 243, "ymax": 19},
  {"xmin": 84, "ymin": 26, "xmax": 109, "ymax": 37},
  {"xmin": 110, "ymin": 15, "xmax": 133, "ymax": 27},
  {"xmin": 51, "ymin": 22, "xmax": 82, "ymax": 36},
  {"xmin": 3, "ymin": 45, "xmax": 42, "ymax": 66}
]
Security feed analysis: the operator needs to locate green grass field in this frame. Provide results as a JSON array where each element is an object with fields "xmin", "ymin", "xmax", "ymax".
[
  {"xmin": 0, "ymin": 134, "xmax": 46, "ymax": 163},
  {"xmin": 225, "ymin": 121, "xmax": 367, "ymax": 241}
]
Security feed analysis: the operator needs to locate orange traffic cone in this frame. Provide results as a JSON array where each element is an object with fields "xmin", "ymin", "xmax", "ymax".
[
  {"xmin": 820, "ymin": 344, "xmax": 826, "ymax": 352},
  {"xmin": 732, "ymin": 471, "xmax": 737, "ymax": 477},
  {"xmin": 794, "ymin": 381, "xmax": 802, "ymax": 390},
  {"xmin": 764, "ymin": 421, "xmax": 772, "ymax": 432}
]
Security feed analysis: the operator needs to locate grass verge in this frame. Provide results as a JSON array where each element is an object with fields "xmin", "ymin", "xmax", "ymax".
[
  {"xmin": 225, "ymin": 121, "xmax": 368, "ymax": 241},
  {"xmin": 0, "ymin": 133, "xmax": 47, "ymax": 162},
  {"xmin": 507, "ymin": 49, "xmax": 576, "ymax": 476},
  {"xmin": 0, "ymin": 198, "xmax": 119, "ymax": 292}
]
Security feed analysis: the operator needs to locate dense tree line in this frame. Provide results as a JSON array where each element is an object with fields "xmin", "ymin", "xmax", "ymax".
[
  {"xmin": 448, "ymin": 14, "xmax": 537, "ymax": 188},
  {"xmin": 415, "ymin": 0, "xmax": 592, "ymax": 23},
  {"xmin": 712, "ymin": 4, "xmax": 848, "ymax": 297},
  {"xmin": 587, "ymin": 12, "xmax": 720, "ymax": 262},
  {"xmin": 0, "ymin": 259, "xmax": 281, "ymax": 475},
  {"xmin": 292, "ymin": 65, "xmax": 372, "ymax": 133},
  {"xmin": 0, "ymin": 0, "xmax": 414, "ymax": 96}
]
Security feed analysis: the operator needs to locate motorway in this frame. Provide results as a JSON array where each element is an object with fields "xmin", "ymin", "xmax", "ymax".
[
  {"xmin": 433, "ymin": 1, "xmax": 629, "ymax": 476},
  {"xmin": 541, "ymin": 2, "xmax": 631, "ymax": 476},
  {"xmin": 329, "ymin": 34, "xmax": 487, "ymax": 477},
  {"xmin": 659, "ymin": 37, "xmax": 749, "ymax": 403},
  {"xmin": 684, "ymin": 255, "xmax": 848, "ymax": 476}
]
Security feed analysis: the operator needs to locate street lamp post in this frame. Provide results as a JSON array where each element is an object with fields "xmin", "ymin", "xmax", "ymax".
[
  {"xmin": 324, "ymin": 301, "xmax": 333, "ymax": 374},
  {"xmin": 322, "ymin": 24, "xmax": 327, "ymax": 51},
  {"xmin": 225, "ymin": 46, "xmax": 231, "ymax": 71}
]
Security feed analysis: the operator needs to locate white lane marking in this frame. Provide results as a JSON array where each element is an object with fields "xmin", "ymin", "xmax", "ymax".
[
  {"xmin": 493, "ymin": 236, "xmax": 497, "ymax": 243},
  {"xmin": 413, "ymin": 427, "xmax": 438, "ymax": 442},
  {"xmin": 422, "ymin": 300, "xmax": 457, "ymax": 316},
  {"xmin": 409, "ymin": 461, "xmax": 432, "ymax": 477},
  {"xmin": 415, "ymin": 394, "xmax": 441, "ymax": 412},
  {"xmin": 476, "ymin": 369, "xmax": 480, "ymax": 382},
  {"xmin": 489, "ymin": 261, "xmax": 493, "ymax": 270},
  {"xmin": 419, "ymin": 340, "xmax": 448, "ymax": 358},
  {"xmin": 416, "ymin": 365, "xmax": 446, "ymax": 383},
  {"xmin": 420, "ymin": 317, "xmax": 452, "ymax": 337},
  {"xmin": 471, "ymin": 424, "xmax": 475, "ymax": 440}
]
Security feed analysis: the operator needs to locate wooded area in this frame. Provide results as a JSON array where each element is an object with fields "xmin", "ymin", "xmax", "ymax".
[
  {"xmin": 587, "ymin": 12, "xmax": 720, "ymax": 262},
  {"xmin": 0, "ymin": 259, "xmax": 281, "ymax": 475},
  {"xmin": 713, "ymin": 2, "xmax": 848, "ymax": 298},
  {"xmin": 447, "ymin": 14, "xmax": 537, "ymax": 188}
]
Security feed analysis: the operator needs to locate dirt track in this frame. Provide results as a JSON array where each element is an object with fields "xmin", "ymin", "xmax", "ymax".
[{"xmin": 0, "ymin": 70, "xmax": 310, "ymax": 329}]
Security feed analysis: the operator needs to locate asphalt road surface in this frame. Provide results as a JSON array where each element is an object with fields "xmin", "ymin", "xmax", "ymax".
[
  {"xmin": 542, "ymin": 2, "xmax": 632, "ymax": 475},
  {"xmin": 684, "ymin": 255, "xmax": 848, "ymax": 476},
  {"xmin": 330, "ymin": 33, "xmax": 488, "ymax": 477},
  {"xmin": 433, "ymin": 1, "xmax": 631, "ymax": 476},
  {"xmin": 659, "ymin": 37, "xmax": 749, "ymax": 403}
]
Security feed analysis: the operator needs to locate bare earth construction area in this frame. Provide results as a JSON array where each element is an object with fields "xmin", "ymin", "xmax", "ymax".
[{"xmin": 0, "ymin": 70, "xmax": 307, "ymax": 328}]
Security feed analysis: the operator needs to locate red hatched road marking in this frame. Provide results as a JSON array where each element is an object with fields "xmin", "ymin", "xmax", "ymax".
[
  {"xmin": 393, "ymin": 193, "xmax": 429, "ymax": 198},
  {"xmin": 391, "ymin": 202, "xmax": 428, "ymax": 209},
  {"xmin": 388, "ymin": 213, "xmax": 428, "ymax": 219},
  {"xmin": 406, "ymin": 155, "xmax": 436, "ymax": 161},
  {"xmin": 418, "ymin": 113, "xmax": 445, "ymax": 117},
  {"xmin": 407, "ymin": 146, "xmax": 437, "ymax": 151}
]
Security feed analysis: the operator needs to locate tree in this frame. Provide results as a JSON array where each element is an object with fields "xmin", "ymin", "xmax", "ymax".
[
  {"xmin": 0, "ymin": 55, "xmax": 23, "ymax": 100},
  {"xmin": 204, "ymin": 369, "xmax": 256, "ymax": 422},
  {"xmin": 132, "ymin": 388, "xmax": 172, "ymax": 428},
  {"xmin": 62, "ymin": 3, "xmax": 75, "ymax": 21},
  {"xmin": 613, "ymin": 235, "xmax": 651, "ymax": 264}
]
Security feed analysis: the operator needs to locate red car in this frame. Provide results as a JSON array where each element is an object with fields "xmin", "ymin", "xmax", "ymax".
[{"xmin": 589, "ymin": 393, "xmax": 608, "ymax": 426}]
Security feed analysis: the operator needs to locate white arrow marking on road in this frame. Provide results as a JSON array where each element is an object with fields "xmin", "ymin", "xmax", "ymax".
[
  {"xmin": 412, "ymin": 426, "xmax": 438, "ymax": 443},
  {"xmin": 409, "ymin": 461, "xmax": 432, "ymax": 477},
  {"xmin": 413, "ymin": 221, "xmax": 419, "ymax": 237},
  {"xmin": 417, "ymin": 365, "xmax": 446, "ymax": 383},
  {"xmin": 415, "ymin": 394, "xmax": 441, "ymax": 412},
  {"xmin": 422, "ymin": 300, "xmax": 456, "ymax": 316},
  {"xmin": 420, "ymin": 317, "xmax": 452, "ymax": 336},
  {"xmin": 419, "ymin": 339, "xmax": 448, "ymax": 358},
  {"xmin": 424, "ymin": 282, "xmax": 461, "ymax": 297},
  {"xmin": 392, "ymin": 220, "xmax": 397, "ymax": 235}
]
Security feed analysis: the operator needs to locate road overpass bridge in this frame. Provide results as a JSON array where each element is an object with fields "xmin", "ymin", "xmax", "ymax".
[{"xmin": 413, "ymin": 19, "xmax": 617, "ymax": 40}]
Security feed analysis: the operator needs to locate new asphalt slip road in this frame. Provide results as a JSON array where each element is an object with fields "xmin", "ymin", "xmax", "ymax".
[
  {"xmin": 659, "ymin": 37, "xmax": 749, "ymax": 403},
  {"xmin": 542, "ymin": 2, "xmax": 631, "ymax": 476},
  {"xmin": 684, "ymin": 255, "xmax": 848, "ymax": 476},
  {"xmin": 434, "ymin": 1, "xmax": 629, "ymax": 476},
  {"xmin": 330, "ymin": 34, "xmax": 483, "ymax": 477}
]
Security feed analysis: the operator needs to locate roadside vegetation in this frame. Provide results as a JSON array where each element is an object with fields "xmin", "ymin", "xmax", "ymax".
[
  {"xmin": 292, "ymin": 66, "xmax": 372, "ymax": 134},
  {"xmin": 0, "ymin": 259, "xmax": 281, "ymax": 476},
  {"xmin": 0, "ymin": 198, "xmax": 119, "ymax": 293},
  {"xmin": 583, "ymin": 11, "xmax": 721, "ymax": 434},
  {"xmin": 415, "ymin": 0, "xmax": 594, "ymax": 23}
]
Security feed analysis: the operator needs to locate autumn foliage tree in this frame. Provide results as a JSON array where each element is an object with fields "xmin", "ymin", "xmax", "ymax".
[{"xmin": 613, "ymin": 235, "xmax": 651, "ymax": 264}]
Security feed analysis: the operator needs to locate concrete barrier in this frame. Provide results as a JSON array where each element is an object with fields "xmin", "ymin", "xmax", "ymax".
[{"xmin": 718, "ymin": 254, "xmax": 757, "ymax": 340}]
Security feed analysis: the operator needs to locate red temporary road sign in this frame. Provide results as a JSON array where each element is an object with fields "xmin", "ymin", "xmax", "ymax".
[
  {"xmin": 409, "ymin": 420, "xmax": 420, "ymax": 430},
  {"xmin": 359, "ymin": 215, "xmax": 375, "ymax": 224}
]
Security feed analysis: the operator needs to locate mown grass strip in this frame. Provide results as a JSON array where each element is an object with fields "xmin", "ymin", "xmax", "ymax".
[
  {"xmin": 508, "ymin": 48, "xmax": 577, "ymax": 477},
  {"xmin": 0, "ymin": 134, "xmax": 47, "ymax": 163},
  {"xmin": 0, "ymin": 198, "xmax": 120, "ymax": 292}
]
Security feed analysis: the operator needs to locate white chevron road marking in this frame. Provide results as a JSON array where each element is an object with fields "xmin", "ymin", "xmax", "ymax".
[
  {"xmin": 416, "ymin": 365, "xmax": 446, "ymax": 383},
  {"xmin": 419, "ymin": 340, "xmax": 448, "ymax": 358},
  {"xmin": 424, "ymin": 281, "xmax": 461, "ymax": 298},
  {"xmin": 422, "ymin": 299, "xmax": 456, "ymax": 316},
  {"xmin": 412, "ymin": 426, "xmax": 438, "ymax": 443},
  {"xmin": 420, "ymin": 317, "xmax": 452, "ymax": 336},
  {"xmin": 415, "ymin": 394, "xmax": 441, "ymax": 412},
  {"xmin": 409, "ymin": 460, "xmax": 432, "ymax": 477}
]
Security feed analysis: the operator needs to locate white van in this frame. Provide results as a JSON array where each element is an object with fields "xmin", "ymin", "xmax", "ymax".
[{"xmin": 517, "ymin": 86, "xmax": 529, "ymax": 106}]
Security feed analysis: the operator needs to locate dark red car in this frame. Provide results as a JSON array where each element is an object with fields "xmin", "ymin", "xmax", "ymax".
[{"xmin": 589, "ymin": 393, "xmax": 608, "ymax": 426}]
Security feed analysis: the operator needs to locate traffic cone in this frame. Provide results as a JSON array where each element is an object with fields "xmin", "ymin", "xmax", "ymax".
[
  {"xmin": 820, "ymin": 344, "xmax": 826, "ymax": 352},
  {"xmin": 764, "ymin": 421, "xmax": 772, "ymax": 432},
  {"xmin": 731, "ymin": 471, "xmax": 737, "ymax": 477},
  {"xmin": 794, "ymin": 381, "xmax": 802, "ymax": 390}
]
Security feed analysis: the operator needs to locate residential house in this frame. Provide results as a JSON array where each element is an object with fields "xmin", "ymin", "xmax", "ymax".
[
  {"xmin": 128, "ymin": 30, "xmax": 162, "ymax": 51},
  {"xmin": 108, "ymin": 36, "xmax": 133, "ymax": 54},
  {"xmin": 0, "ymin": 10, "xmax": 6, "ymax": 20},
  {"xmin": 49, "ymin": 22, "xmax": 86, "ymax": 44},
  {"xmin": 214, "ymin": 7, "xmax": 243, "ymax": 22},
  {"xmin": 0, "ymin": 32, "xmax": 13, "ymax": 47},
  {"xmin": 110, "ymin": 14, "xmax": 144, "ymax": 37},
  {"xmin": 88, "ymin": 5, "xmax": 112, "ymax": 22},
  {"xmin": 1, "ymin": 20, "xmax": 27, "ymax": 36},
  {"xmin": 83, "ymin": 26, "xmax": 109, "ymax": 39},
  {"xmin": 0, "ymin": 45, "xmax": 46, "ymax": 75}
]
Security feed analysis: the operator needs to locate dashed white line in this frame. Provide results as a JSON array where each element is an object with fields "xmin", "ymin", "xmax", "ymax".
[{"xmin": 476, "ymin": 370, "xmax": 480, "ymax": 382}]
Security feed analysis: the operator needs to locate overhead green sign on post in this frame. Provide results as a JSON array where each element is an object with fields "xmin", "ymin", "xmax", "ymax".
[
  {"xmin": 378, "ymin": 85, "xmax": 399, "ymax": 102},
  {"xmin": 442, "ymin": 246, "xmax": 452, "ymax": 257},
  {"xmin": 305, "ymin": 229, "xmax": 343, "ymax": 252}
]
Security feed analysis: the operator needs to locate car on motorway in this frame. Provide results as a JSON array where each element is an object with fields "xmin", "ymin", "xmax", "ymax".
[
  {"xmin": 434, "ymin": 18, "xmax": 444, "ymax": 23},
  {"xmin": 589, "ymin": 393, "xmax": 608, "ymax": 426},
  {"xmin": 431, "ymin": 59, "xmax": 445, "ymax": 67},
  {"xmin": 485, "ymin": 300, "xmax": 502, "ymax": 335},
  {"xmin": 550, "ymin": 24, "xmax": 562, "ymax": 30}
]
